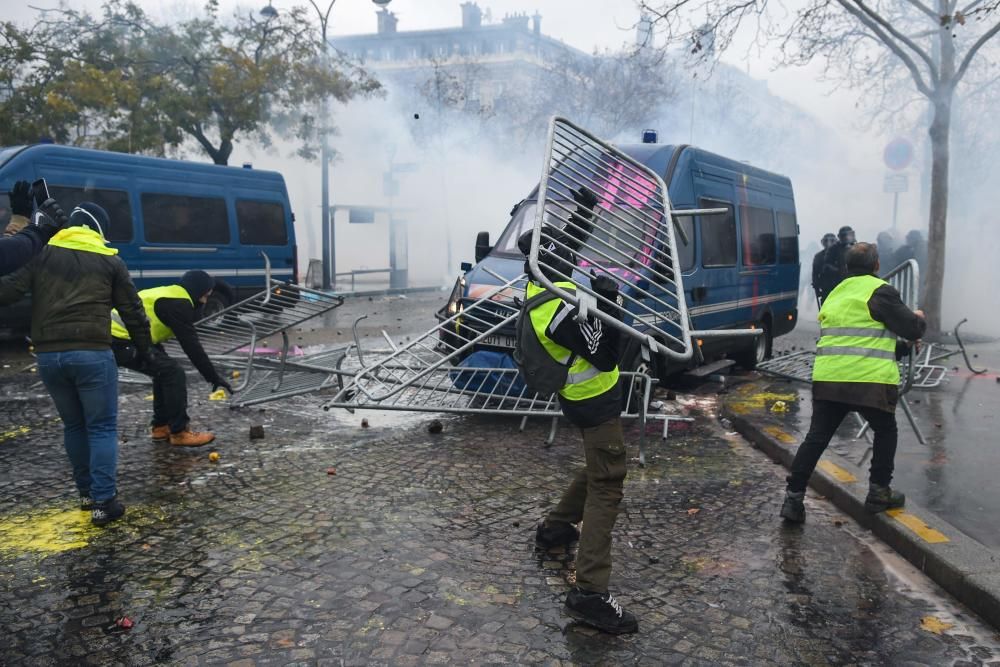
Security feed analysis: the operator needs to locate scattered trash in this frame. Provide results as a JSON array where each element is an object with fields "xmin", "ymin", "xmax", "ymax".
[
  {"xmin": 249, "ymin": 425, "xmax": 265, "ymax": 440},
  {"xmin": 649, "ymin": 400, "xmax": 664, "ymax": 410},
  {"xmin": 687, "ymin": 508, "xmax": 700, "ymax": 515},
  {"xmin": 770, "ymin": 400, "xmax": 788, "ymax": 414},
  {"xmin": 208, "ymin": 452, "xmax": 220, "ymax": 463},
  {"xmin": 920, "ymin": 615, "xmax": 954, "ymax": 635},
  {"xmin": 427, "ymin": 420, "xmax": 443, "ymax": 434},
  {"xmin": 665, "ymin": 390, "xmax": 677, "ymax": 401},
  {"xmin": 114, "ymin": 617, "xmax": 134, "ymax": 630},
  {"xmin": 232, "ymin": 370, "xmax": 240, "ymax": 379},
  {"xmin": 834, "ymin": 520, "xmax": 844, "ymax": 527},
  {"xmin": 361, "ymin": 418, "xmax": 370, "ymax": 428},
  {"xmin": 648, "ymin": 555, "xmax": 659, "ymax": 564},
  {"xmin": 513, "ymin": 521, "xmax": 520, "ymax": 528},
  {"xmin": 326, "ymin": 467, "xmax": 337, "ymax": 476},
  {"xmin": 209, "ymin": 388, "xmax": 227, "ymax": 401}
]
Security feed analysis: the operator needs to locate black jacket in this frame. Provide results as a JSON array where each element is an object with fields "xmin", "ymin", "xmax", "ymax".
[
  {"xmin": 813, "ymin": 271, "xmax": 926, "ymax": 413},
  {"xmin": 0, "ymin": 243, "xmax": 152, "ymax": 354},
  {"xmin": 0, "ymin": 223, "xmax": 54, "ymax": 276},
  {"xmin": 153, "ymin": 296, "xmax": 223, "ymax": 386},
  {"xmin": 816, "ymin": 242, "xmax": 849, "ymax": 297},
  {"xmin": 811, "ymin": 249, "xmax": 826, "ymax": 292},
  {"xmin": 545, "ymin": 298, "xmax": 623, "ymax": 428}
]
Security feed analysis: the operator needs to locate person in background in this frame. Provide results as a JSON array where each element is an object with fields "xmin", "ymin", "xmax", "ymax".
[
  {"xmin": 0, "ymin": 202, "xmax": 152, "ymax": 526},
  {"xmin": 111, "ymin": 270, "xmax": 232, "ymax": 447},
  {"xmin": 780, "ymin": 242, "xmax": 926, "ymax": 524},
  {"xmin": 0, "ymin": 181, "xmax": 70, "ymax": 276},
  {"xmin": 816, "ymin": 225, "xmax": 855, "ymax": 300},
  {"xmin": 876, "ymin": 231, "xmax": 898, "ymax": 273},
  {"xmin": 811, "ymin": 232, "xmax": 837, "ymax": 306}
]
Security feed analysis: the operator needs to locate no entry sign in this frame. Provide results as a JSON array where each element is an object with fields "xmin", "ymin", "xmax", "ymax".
[{"xmin": 884, "ymin": 138, "xmax": 914, "ymax": 171}]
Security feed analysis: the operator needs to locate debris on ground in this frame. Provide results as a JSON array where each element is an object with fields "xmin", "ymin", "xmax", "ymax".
[
  {"xmin": 208, "ymin": 452, "xmax": 220, "ymax": 463},
  {"xmin": 361, "ymin": 418, "xmax": 370, "ymax": 428},
  {"xmin": 427, "ymin": 420, "xmax": 443, "ymax": 434},
  {"xmin": 209, "ymin": 389, "xmax": 228, "ymax": 401},
  {"xmin": 249, "ymin": 425, "xmax": 265, "ymax": 440},
  {"xmin": 326, "ymin": 467, "xmax": 337, "ymax": 476},
  {"xmin": 114, "ymin": 617, "xmax": 134, "ymax": 630}
]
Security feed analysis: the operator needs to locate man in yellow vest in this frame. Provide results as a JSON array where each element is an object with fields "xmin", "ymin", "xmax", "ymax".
[
  {"xmin": 111, "ymin": 270, "xmax": 232, "ymax": 447},
  {"xmin": 781, "ymin": 242, "xmax": 926, "ymax": 523},
  {"xmin": 515, "ymin": 187, "xmax": 638, "ymax": 635}
]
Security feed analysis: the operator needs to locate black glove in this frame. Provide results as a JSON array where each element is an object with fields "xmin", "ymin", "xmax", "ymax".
[
  {"xmin": 590, "ymin": 273, "xmax": 620, "ymax": 315},
  {"xmin": 8, "ymin": 181, "xmax": 32, "ymax": 217},
  {"xmin": 572, "ymin": 186, "xmax": 599, "ymax": 210},
  {"xmin": 212, "ymin": 379, "xmax": 234, "ymax": 395},
  {"xmin": 36, "ymin": 199, "xmax": 70, "ymax": 235}
]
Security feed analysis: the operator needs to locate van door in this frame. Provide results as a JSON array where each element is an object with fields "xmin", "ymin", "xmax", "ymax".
[
  {"xmin": 688, "ymin": 194, "xmax": 740, "ymax": 332},
  {"xmin": 736, "ymin": 198, "xmax": 779, "ymax": 327}
]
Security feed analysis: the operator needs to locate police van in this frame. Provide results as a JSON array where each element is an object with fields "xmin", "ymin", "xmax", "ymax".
[
  {"xmin": 0, "ymin": 144, "xmax": 297, "ymax": 338},
  {"xmin": 440, "ymin": 141, "xmax": 800, "ymax": 380}
]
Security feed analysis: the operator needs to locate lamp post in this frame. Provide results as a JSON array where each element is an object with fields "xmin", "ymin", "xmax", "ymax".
[{"xmin": 261, "ymin": 0, "xmax": 392, "ymax": 291}]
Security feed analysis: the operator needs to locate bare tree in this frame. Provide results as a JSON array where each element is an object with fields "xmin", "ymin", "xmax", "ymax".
[{"xmin": 640, "ymin": 0, "xmax": 1000, "ymax": 332}]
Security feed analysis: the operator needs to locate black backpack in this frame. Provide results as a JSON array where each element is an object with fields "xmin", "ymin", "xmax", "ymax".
[{"xmin": 514, "ymin": 290, "xmax": 576, "ymax": 396}]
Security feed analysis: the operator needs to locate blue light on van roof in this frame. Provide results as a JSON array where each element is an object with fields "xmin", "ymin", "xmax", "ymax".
[{"xmin": 641, "ymin": 130, "xmax": 657, "ymax": 144}]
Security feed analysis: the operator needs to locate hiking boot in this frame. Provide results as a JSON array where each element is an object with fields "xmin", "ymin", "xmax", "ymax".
[
  {"xmin": 80, "ymin": 495, "xmax": 93, "ymax": 511},
  {"xmin": 564, "ymin": 588, "xmax": 638, "ymax": 635},
  {"xmin": 91, "ymin": 497, "xmax": 125, "ymax": 526},
  {"xmin": 151, "ymin": 425, "xmax": 170, "ymax": 442},
  {"xmin": 535, "ymin": 520, "xmax": 580, "ymax": 550},
  {"xmin": 780, "ymin": 490, "xmax": 806, "ymax": 523},
  {"xmin": 865, "ymin": 484, "xmax": 905, "ymax": 514},
  {"xmin": 169, "ymin": 429, "xmax": 215, "ymax": 447}
]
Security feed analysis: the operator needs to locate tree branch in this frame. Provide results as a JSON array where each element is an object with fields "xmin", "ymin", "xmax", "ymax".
[
  {"xmin": 903, "ymin": 0, "xmax": 941, "ymax": 19},
  {"xmin": 954, "ymin": 18, "xmax": 1000, "ymax": 83},
  {"xmin": 847, "ymin": 0, "xmax": 939, "ymax": 83},
  {"xmin": 835, "ymin": 0, "xmax": 936, "ymax": 96}
]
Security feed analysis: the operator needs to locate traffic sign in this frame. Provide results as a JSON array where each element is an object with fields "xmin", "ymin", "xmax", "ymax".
[
  {"xmin": 883, "ymin": 173, "xmax": 909, "ymax": 193},
  {"xmin": 884, "ymin": 138, "xmax": 914, "ymax": 171}
]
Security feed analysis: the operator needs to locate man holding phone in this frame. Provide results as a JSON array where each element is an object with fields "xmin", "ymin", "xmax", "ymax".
[{"xmin": 0, "ymin": 179, "xmax": 71, "ymax": 276}]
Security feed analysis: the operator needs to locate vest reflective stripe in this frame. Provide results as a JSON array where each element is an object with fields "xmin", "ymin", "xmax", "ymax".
[
  {"xmin": 525, "ymin": 281, "xmax": 619, "ymax": 401},
  {"xmin": 813, "ymin": 274, "xmax": 899, "ymax": 386},
  {"xmin": 111, "ymin": 284, "xmax": 193, "ymax": 344}
]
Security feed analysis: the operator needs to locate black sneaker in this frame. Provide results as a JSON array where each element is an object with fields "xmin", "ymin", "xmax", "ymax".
[
  {"xmin": 535, "ymin": 521, "xmax": 580, "ymax": 550},
  {"xmin": 865, "ymin": 484, "xmax": 905, "ymax": 514},
  {"xmin": 91, "ymin": 497, "xmax": 126, "ymax": 526},
  {"xmin": 780, "ymin": 491, "xmax": 805, "ymax": 523},
  {"xmin": 564, "ymin": 588, "xmax": 638, "ymax": 634},
  {"xmin": 79, "ymin": 496, "xmax": 93, "ymax": 511}
]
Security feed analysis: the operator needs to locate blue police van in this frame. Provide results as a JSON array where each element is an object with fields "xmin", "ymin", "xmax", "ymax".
[
  {"xmin": 0, "ymin": 144, "xmax": 297, "ymax": 338},
  {"xmin": 441, "ymin": 141, "xmax": 800, "ymax": 379}
]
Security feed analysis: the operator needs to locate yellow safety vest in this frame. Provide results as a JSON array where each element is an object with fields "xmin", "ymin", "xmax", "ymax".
[
  {"xmin": 111, "ymin": 284, "xmax": 192, "ymax": 344},
  {"xmin": 526, "ymin": 281, "xmax": 619, "ymax": 401},
  {"xmin": 813, "ymin": 274, "xmax": 899, "ymax": 385}
]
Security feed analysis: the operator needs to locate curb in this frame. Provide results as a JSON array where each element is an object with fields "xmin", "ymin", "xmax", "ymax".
[
  {"xmin": 722, "ymin": 400, "xmax": 1000, "ymax": 630},
  {"xmin": 336, "ymin": 285, "xmax": 444, "ymax": 298}
]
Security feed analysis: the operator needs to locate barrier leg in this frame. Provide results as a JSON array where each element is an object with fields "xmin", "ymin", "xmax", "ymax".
[{"xmin": 899, "ymin": 396, "xmax": 926, "ymax": 445}]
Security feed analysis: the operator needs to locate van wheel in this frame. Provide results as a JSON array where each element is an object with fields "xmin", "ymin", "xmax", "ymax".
[
  {"xmin": 734, "ymin": 320, "xmax": 771, "ymax": 370},
  {"xmin": 202, "ymin": 291, "xmax": 232, "ymax": 320}
]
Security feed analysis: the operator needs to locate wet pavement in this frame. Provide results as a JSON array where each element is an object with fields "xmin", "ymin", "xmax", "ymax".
[
  {"xmin": 2, "ymin": 348, "xmax": 1000, "ymax": 664},
  {"xmin": 769, "ymin": 319, "xmax": 1000, "ymax": 549}
]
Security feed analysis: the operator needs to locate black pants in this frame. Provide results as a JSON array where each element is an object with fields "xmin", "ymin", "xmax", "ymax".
[
  {"xmin": 112, "ymin": 342, "xmax": 189, "ymax": 433},
  {"xmin": 786, "ymin": 399, "xmax": 898, "ymax": 493}
]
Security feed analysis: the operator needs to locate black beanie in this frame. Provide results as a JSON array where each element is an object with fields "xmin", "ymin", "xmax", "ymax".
[
  {"xmin": 180, "ymin": 270, "xmax": 215, "ymax": 301},
  {"xmin": 69, "ymin": 202, "xmax": 111, "ymax": 237}
]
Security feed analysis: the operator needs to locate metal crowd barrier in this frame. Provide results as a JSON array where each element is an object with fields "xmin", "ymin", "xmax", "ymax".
[{"xmin": 526, "ymin": 117, "xmax": 757, "ymax": 367}]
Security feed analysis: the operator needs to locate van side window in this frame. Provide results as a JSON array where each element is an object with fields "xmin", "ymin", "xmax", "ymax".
[
  {"xmin": 236, "ymin": 200, "xmax": 288, "ymax": 245},
  {"xmin": 699, "ymin": 198, "xmax": 737, "ymax": 267},
  {"xmin": 740, "ymin": 205, "xmax": 776, "ymax": 266},
  {"xmin": 141, "ymin": 193, "xmax": 229, "ymax": 244},
  {"xmin": 48, "ymin": 185, "xmax": 133, "ymax": 242},
  {"xmin": 777, "ymin": 211, "xmax": 798, "ymax": 264}
]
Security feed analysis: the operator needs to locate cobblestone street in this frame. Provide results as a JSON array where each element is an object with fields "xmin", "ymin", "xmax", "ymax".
[{"xmin": 1, "ymin": 367, "xmax": 999, "ymax": 665}]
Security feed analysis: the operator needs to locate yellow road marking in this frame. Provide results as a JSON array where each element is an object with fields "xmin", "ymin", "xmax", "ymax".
[
  {"xmin": 886, "ymin": 509, "xmax": 950, "ymax": 543},
  {"xmin": 817, "ymin": 460, "xmax": 857, "ymax": 483},
  {"xmin": 763, "ymin": 426, "xmax": 797, "ymax": 444}
]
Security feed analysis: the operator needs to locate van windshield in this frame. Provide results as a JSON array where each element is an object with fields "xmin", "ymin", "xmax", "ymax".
[{"xmin": 493, "ymin": 199, "xmax": 665, "ymax": 269}]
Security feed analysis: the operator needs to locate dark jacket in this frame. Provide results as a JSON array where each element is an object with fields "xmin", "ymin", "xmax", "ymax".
[
  {"xmin": 811, "ymin": 249, "xmax": 826, "ymax": 293},
  {"xmin": 152, "ymin": 296, "xmax": 224, "ymax": 386},
  {"xmin": 545, "ymin": 298, "xmax": 623, "ymax": 428},
  {"xmin": 816, "ymin": 242, "xmax": 849, "ymax": 297},
  {"xmin": 0, "ymin": 222, "xmax": 54, "ymax": 276},
  {"xmin": 813, "ymin": 270, "xmax": 926, "ymax": 413},
  {"xmin": 0, "ymin": 241, "xmax": 152, "ymax": 354}
]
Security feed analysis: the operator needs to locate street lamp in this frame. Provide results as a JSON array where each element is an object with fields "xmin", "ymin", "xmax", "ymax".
[{"xmin": 263, "ymin": 0, "xmax": 392, "ymax": 291}]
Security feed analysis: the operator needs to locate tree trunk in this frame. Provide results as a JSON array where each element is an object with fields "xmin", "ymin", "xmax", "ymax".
[{"xmin": 923, "ymin": 97, "xmax": 951, "ymax": 334}]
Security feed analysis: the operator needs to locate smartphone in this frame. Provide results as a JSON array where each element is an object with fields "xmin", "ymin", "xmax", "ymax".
[{"xmin": 31, "ymin": 178, "xmax": 51, "ymax": 207}]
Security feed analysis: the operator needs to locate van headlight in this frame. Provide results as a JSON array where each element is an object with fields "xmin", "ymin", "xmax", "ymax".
[{"xmin": 446, "ymin": 275, "xmax": 466, "ymax": 315}]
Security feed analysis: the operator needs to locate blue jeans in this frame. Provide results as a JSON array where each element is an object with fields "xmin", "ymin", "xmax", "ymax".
[{"xmin": 36, "ymin": 349, "xmax": 119, "ymax": 502}]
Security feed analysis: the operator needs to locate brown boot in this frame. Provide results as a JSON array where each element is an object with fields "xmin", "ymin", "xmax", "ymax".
[
  {"xmin": 151, "ymin": 425, "xmax": 170, "ymax": 442},
  {"xmin": 169, "ymin": 429, "xmax": 215, "ymax": 447}
]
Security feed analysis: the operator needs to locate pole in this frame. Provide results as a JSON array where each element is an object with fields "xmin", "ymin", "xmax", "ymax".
[
  {"xmin": 320, "ymin": 19, "xmax": 333, "ymax": 290},
  {"xmin": 892, "ymin": 191, "xmax": 899, "ymax": 231}
]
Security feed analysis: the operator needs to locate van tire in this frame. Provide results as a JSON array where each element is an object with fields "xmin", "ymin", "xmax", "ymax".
[
  {"xmin": 202, "ymin": 283, "xmax": 234, "ymax": 320},
  {"xmin": 734, "ymin": 319, "xmax": 771, "ymax": 370}
]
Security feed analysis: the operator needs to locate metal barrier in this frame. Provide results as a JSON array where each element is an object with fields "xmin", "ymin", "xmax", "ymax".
[{"xmin": 526, "ymin": 117, "xmax": 758, "ymax": 366}]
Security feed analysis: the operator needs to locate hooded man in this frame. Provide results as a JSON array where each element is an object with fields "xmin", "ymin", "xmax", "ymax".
[
  {"xmin": 0, "ymin": 201, "xmax": 152, "ymax": 526},
  {"xmin": 111, "ymin": 269, "xmax": 232, "ymax": 447},
  {"xmin": 811, "ymin": 232, "xmax": 837, "ymax": 306},
  {"xmin": 817, "ymin": 225, "xmax": 855, "ymax": 299}
]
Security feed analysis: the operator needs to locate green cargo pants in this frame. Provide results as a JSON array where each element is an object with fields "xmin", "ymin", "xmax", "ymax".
[{"xmin": 545, "ymin": 417, "xmax": 627, "ymax": 594}]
